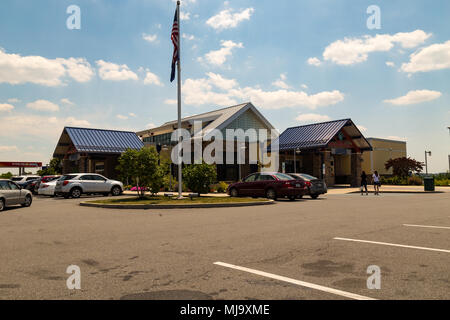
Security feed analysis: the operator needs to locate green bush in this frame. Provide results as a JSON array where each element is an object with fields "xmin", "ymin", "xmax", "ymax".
[
  {"xmin": 435, "ymin": 179, "xmax": 450, "ymax": 186},
  {"xmin": 182, "ymin": 163, "xmax": 217, "ymax": 195},
  {"xmin": 216, "ymin": 181, "xmax": 229, "ymax": 193}
]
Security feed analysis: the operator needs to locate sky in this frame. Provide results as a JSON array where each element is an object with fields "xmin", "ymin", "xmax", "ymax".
[{"xmin": 0, "ymin": 0, "xmax": 449, "ymax": 173}]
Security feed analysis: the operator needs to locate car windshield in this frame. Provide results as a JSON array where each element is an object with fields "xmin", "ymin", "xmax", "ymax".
[
  {"xmin": 11, "ymin": 177, "xmax": 22, "ymax": 181},
  {"xmin": 274, "ymin": 173, "xmax": 295, "ymax": 181},
  {"xmin": 299, "ymin": 174, "xmax": 317, "ymax": 181},
  {"xmin": 60, "ymin": 175, "xmax": 77, "ymax": 181}
]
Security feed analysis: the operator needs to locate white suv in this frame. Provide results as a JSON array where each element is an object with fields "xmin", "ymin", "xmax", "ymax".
[{"xmin": 54, "ymin": 173, "xmax": 123, "ymax": 199}]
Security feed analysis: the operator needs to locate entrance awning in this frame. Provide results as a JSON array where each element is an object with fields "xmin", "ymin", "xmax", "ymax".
[{"xmin": 273, "ymin": 119, "xmax": 372, "ymax": 152}]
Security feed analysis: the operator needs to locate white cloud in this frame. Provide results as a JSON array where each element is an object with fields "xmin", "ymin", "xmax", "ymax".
[
  {"xmin": 7, "ymin": 98, "xmax": 20, "ymax": 103},
  {"xmin": 206, "ymin": 8, "xmax": 254, "ymax": 31},
  {"xmin": 386, "ymin": 61, "xmax": 395, "ymax": 67},
  {"xmin": 272, "ymin": 73, "xmax": 290, "ymax": 89},
  {"xmin": 164, "ymin": 99, "xmax": 177, "ymax": 105},
  {"xmin": 401, "ymin": 40, "xmax": 450, "ymax": 73},
  {"xmin": 182, "ymin": 73, "xmax": 344, "ymax": 110},
  {"xmin": 182, "ymin": 33, "xmax": 195, "ymax": 41},
  {"xmin": 322, "ymin": 30, "xmax": 431, "ymax": 65},
  {"xmin": 147, "ymin": 123, "xmax": 156, "ymax": 129},
  {"xmin": 200, "ymin": 40, "xmax": 243, "ymax": 66},
  {"xmin": 129, "ymin": 113, "xmax": 136, "ymax": 117},
  {"xmin": 60, "ymin": 98, "xmax": 75, "ymax": 106},
  {"xmin": 301, "ymin": 84, "xmax": 308, "ymax": 89},
  {"xmin": 0, "ymin": 103, "xmax": 14, "ymax": 112},
  {"xmin": 384, "ymin": 90, "xmax": 442, "ymax": 105},
  {"xmin": 307, "ymin": 57, "xmax": 322, "ymax": 66},
  {"xmin": 296, "ymin": 113, "xmax": 331, "ymax": 123},
  {"xmin": 0, "ymin": 48, "xmax": 94, "ymax": 86},
  {"xmin": 96, "ymin": 60, "xmax": 138, "ymax": 81},
  {"xmin": 116, "ymin": 114, "xmax": 129, "ymax": 120},
  {"xmin": 206, "ymin": 72, "xmax": 238, "ymax": 90},
  {"xmin": 142, "ymin": 33, "xmax": 158, "ymax": 43},
  {"xmin": 143, "ymin": 69, "xmax": 163, "ymax": 86},
  {"xmin": 0, "ymin": 114, "xmax": 91, "ymax": 142},
  {"xmin": 180, "ymin": 12, "xmax": 191, "ymax": 20},
  {"xmin": 0, "ymin": 145, "xmax": 19, "ymax": 152},
  {"xmin": 26, "ymin": 100, "xmax": 60, "ymax": 112}
]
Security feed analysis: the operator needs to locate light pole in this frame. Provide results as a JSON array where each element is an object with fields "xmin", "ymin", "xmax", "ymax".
[
  {"xmin": 425, "ymin": 151, "xmax": 432, "ymax": 174},
  {"xmin": 294, "ymin": 148, "xmax": 301, "ymax": 173}
]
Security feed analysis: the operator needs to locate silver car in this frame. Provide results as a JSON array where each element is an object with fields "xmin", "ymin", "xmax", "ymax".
[
  {"xmin": 0, "ymin": 179, "xmax": 33, "ymax": 211},
  {"xmin": 54, "ymin": 173, "xmax": 123, "ymax": 199}
]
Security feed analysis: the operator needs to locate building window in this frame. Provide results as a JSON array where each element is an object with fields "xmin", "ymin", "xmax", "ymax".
[{"xmin": 95, "ymin": 162, "xmax": 105, "ymax": 174}]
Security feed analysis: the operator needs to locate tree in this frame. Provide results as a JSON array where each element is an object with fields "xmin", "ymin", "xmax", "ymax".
[
  {"xmin": 0, "ymin": 172, "xmax": 13, "ymax": 179},
  {"xmin": 182, "ymin": 163, "xmax": 217, "ymax": 195},
  {"xmin": 38, "ymin": 158, "xmax": 62, "ymax": 176},
  {"xmin": 385, "ymin": 157, "xmax": 424, "ymax": 177},
  {"xmin": 117, "ymin": 147, "xmax": 160, "ymax": 198}
]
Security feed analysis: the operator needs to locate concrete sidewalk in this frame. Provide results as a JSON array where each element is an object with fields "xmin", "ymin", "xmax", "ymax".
[{"xmin": 328, "ymin": 185, "xmax": 450, "ymax": 194}]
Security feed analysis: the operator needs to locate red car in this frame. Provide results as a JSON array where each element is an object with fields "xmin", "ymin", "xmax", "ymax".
[{"xmin": 227, "ymin": 172, "xmax": 306, "ymax": 201}]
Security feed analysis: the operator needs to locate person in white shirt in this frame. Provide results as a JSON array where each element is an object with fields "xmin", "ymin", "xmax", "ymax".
[{"xmin": 372, "ymin": 171, "xmax": 381, "ymax": 195}]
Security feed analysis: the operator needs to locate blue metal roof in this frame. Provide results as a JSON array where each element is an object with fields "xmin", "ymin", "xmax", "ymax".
[
  {"xmin": 274, "ymin": 119, "xmax": 352, "ymax": 151},
  {"xmin": 65, "ymin": 127, "xmax": 144, "ymax": 154}
]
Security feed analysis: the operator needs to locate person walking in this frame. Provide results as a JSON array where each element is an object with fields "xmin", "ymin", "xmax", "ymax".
[
  {"xmin": 372, "ymin": 171, "xmax": 381, "ymax": 195},
  {"xmin": 361, "ymin": 171, "xmax": 368, "ymax": 195}
]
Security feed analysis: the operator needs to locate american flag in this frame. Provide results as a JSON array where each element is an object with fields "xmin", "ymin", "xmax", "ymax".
[{"xmin": 170, "ymin": 7, "xmax": 179, "ymax": 82}]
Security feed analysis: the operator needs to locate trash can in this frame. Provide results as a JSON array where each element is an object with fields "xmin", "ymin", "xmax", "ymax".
[{"xmin": 423, "ymin": 176, "xmax": 435, "ymax": 192}]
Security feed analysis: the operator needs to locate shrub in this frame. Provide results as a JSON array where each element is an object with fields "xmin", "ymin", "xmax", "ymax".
[
  {"xmin": 435, "ymin": 179, "xmax": 450, "ymax": 186},
  {"xmin": 216, "ymin": 181, "xmax": 229, "ymax": 193},
  {"xmin": 182, "ymin": 163, "xmax": 217, "ymax": 195},
  {"xmin": 407, "ymin": 176, "xmax": 423, "ymax": 186}
]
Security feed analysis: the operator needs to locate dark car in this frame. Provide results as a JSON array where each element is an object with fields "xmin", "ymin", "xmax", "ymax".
[
  {"xmin": 17, "ymin": 178, "xmax": 41, "ymax": 193},
  {"xmin": 287, "ymin": 173, "xmax": 327, "ymax": 199},
  {"xmin": 227, "ymin": 172, "xmax": 306, "ymax": 201}
]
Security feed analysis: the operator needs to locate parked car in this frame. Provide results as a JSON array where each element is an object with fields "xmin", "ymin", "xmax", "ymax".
[
  {"xmin": 0, "ymin": 179, "xmax": 33, "ymax": 211},
  {"xmin": 287, "ymin": 173, "xmax": 327, "ymax": 199},
  {"xmin": 11, "ymin": 175, "xmax": 40, "ymax": 184},
  {"xmin": 54, "ymin": 173, "xmax": 124, "ymax": 199},
  {"xmin": 34, "ymin": 175, "xmax": 60, "ymax": 194},
  {"xmin": 227, "ymin": 172, "xmax": 306, "ymax": 201},
  {"xmin": 17, "ymin": 177, "xmax": 41, "ymax": 193},
  {"xmin": 38, "ymin": 180, "xmax": 58, "ymax": 197}
]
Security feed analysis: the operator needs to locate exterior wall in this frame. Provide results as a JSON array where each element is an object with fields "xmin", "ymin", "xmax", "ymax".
[
  {"xmin": 362, "ymin": 138, "xmax": 407, "ymax": 175},
  {"xmin": 350, "ymin": 153, "xmax": 362, "ymax": 187}
]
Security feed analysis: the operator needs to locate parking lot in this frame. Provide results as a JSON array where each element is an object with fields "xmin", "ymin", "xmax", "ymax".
[{"xmin": 0, "ymin": 191, "xmax": 449, "ymax": 300}]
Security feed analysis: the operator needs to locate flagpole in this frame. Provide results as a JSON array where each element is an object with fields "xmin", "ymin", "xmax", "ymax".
[{"xmin": 176, "ymin": 0, "xmax": 183, "ymax": 199}]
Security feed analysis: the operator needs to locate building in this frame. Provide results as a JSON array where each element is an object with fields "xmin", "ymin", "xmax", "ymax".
[
  {"xmin": 274, "ymin": 119, "xmax": 373, "ymax": 187},
  {"xmin": 53, "ymin": 127, "xmax": 144, "ymax": 179},
  {"xmin": 137, "ymin": 102, "xmax": 275, "ymax": 181},
  {"xmin": 361, "ymin": 138, "xmax": 407, "ymax": 176}
]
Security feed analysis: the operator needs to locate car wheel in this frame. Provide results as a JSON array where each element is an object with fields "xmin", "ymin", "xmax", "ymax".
[
  {"xmin": 22, "ymin": 194, "xmax": 32, "ymax": 207},
  {"xmin": 229, "ymin": 188, "xmax": 239, "ymax": 197},
  {"xmin": 311, "ymin": 194, "xmax": 319, "ymax": 199},
  {"xmin": 289, "ymin": 196, "xmax": 296, "ymax": 201},
  {"xmin": 111, "ymin": 186, "xmax": 122, "ymax": 197},
  {"xmin": 70, "ymin": 188, "xmax": 82, "ymax": 199},
  {"xmin": 266, "ymin": 188, "xmax": 277, "ymax": 200},
  {"xmin": 0, "ymin": 199, "xmax": 5, "ymax": 212}
]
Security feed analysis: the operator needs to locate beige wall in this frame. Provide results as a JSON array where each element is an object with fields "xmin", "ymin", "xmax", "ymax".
[{"xmin": 361, "ymin": 138, "xmax": 407, "ymax": 175}]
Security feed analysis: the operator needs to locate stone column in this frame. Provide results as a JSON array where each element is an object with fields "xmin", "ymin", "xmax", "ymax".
[
  {"xmin": 350, "ymin": 152, "xmax": 362, "ymax": 187},
  {"xmin": 323, "ymin": 150, "xmax": 335, "ymax": 186},
  {"xmin": 62, "ymin": 159, "xmax": 71, "ymax": 174},
  {"xmin": 312, "ymin": 153, "xmax": 322, "ymax": 179}
]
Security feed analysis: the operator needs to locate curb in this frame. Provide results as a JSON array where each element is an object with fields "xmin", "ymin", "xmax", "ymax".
[{"xmin": 80, "ymin": 199, "xmax": 275, "ymax": 209}]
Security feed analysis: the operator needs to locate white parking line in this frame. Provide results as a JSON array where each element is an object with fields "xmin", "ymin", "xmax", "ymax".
[
  {"xmin": 214, "ymin": 261, "xmax": 376, "ymax": 300},
  {"xmin": 403, "ymin": 224, "xmax": 450, "ymax": 230},
  {"xmin": 334, "ymin": 237, "xmax": 450, "ymax": 254}
]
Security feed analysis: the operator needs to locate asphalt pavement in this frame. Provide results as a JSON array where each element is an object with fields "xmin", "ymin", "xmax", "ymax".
[{"xmin": 0, "ymin": 192, "xmax": 448, "ymax": 300}]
